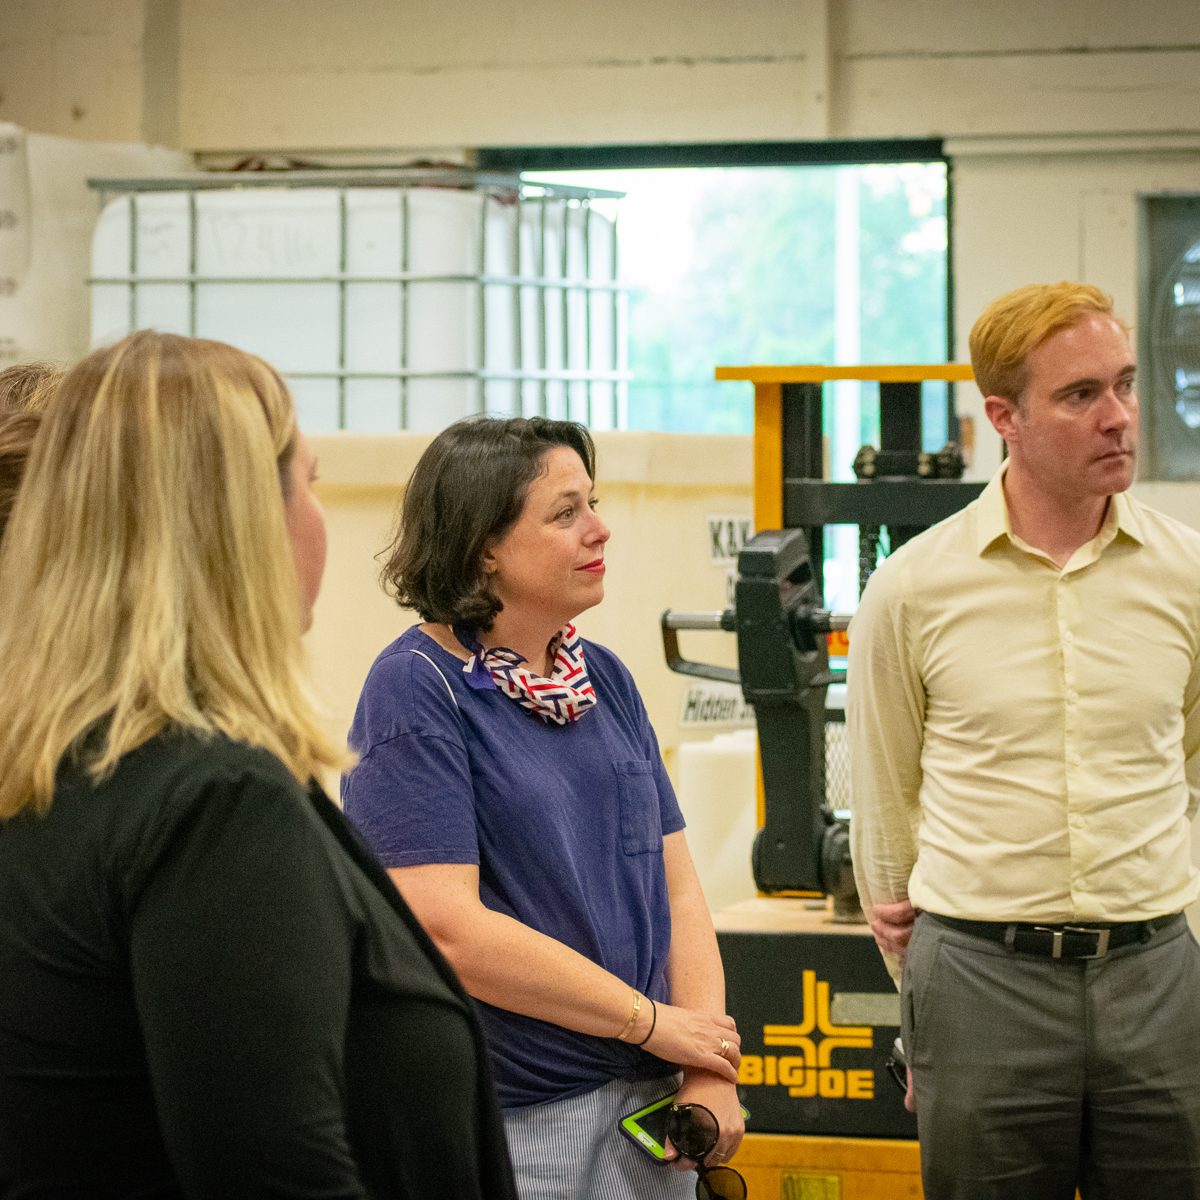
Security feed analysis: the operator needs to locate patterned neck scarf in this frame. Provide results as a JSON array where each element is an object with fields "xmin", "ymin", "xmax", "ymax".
[{"xmin": 455, "ymin": 622, "xmax": 597, "ymax": 726}]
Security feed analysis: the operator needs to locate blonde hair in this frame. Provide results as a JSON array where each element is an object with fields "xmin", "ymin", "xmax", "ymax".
[
  {"xmin": 0, "ymin": 361, "xmax": 63, "ymax": 413},
  {"xmin": 0, "ymin": 331, "xmax": 346, "ymax": 817},
  {"xmin": 0, "ymin": 410, "xmax": 40, "ymax": 542},
  {"xmin": 969, "ymin": 282, "xmax": 1128, "ymax": 403}
]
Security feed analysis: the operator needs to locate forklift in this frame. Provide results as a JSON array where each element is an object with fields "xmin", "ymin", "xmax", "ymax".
[{"xmin": 662, "ymin": 365, "xmax": 984, "ymax": 1198}]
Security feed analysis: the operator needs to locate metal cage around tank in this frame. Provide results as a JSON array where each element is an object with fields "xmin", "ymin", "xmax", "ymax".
[{"xmin": 86, "ymin": 167, "xmax": 630, "ymax": 432}]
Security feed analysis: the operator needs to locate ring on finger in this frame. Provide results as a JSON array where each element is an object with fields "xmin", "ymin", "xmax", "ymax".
[{"xmin": 719, "ymin": 1037, "xmax": 730, "ymax": 1056}]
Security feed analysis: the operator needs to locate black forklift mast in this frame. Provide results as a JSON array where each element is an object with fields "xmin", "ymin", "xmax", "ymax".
[
  {"xmin": 735, "ymin": 526, "xmax": 839, "ymax": 901},
  {"xmin": 664, "ymin": 371, "xmax": 984, "ymax": 912}
]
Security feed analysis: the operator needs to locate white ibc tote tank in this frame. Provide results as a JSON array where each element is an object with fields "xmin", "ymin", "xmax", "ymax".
[{"xmin": 88, "ymin": 169, "xmax": 627, "ymax": 433}]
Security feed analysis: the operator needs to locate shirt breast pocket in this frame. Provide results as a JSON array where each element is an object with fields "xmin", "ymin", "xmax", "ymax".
[{"xmin": 614, "ymin": 760, "xmax": 663, "ymax": 856}]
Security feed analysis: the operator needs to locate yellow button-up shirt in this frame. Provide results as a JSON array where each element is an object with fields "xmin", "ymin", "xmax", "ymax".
[{"xmin": 848, "ymin": 466, "xmax": 1200, "ymax": 975}]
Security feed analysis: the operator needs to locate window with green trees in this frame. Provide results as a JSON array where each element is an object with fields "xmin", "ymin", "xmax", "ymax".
[{"xmin": 528, "ymin": 161, "xmax": 950, "ymax": 446}]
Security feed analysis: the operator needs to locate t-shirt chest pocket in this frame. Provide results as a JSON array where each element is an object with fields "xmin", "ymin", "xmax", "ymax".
[{"xmin": 614, "ymin": 760, "xmax": 663, "ymax": 855}]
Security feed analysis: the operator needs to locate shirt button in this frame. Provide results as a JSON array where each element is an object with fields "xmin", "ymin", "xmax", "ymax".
[
  {"xmin": 1070, "ymin": 815, "xmax": 1085, "ymax": 830},
  {"xmin": 1063, "ymin": 631, "xmax": 1075, "ymax": 644},
  {"xmin": 1067, "ymin": 691, "xmax": 1079, "ymax": 704},
  {"xmin": 1069, "ymin": 752, "xmax": 1082, "ymax": 766}
]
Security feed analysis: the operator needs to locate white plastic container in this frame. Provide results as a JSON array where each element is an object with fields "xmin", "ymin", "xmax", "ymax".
[
  {"xmin": 677, "ymin": 686, "xmax": 851, "ymax": 914},
  {"xmin": 90, "ymin": 185, "xmax": 624, "ymax": 433},
  {"xmin": 677, "ymin": 729, "xmax": 760, "ymax": 914}
]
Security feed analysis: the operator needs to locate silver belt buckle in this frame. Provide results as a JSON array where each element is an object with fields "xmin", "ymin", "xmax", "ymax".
[{"xmin": 1063, "ymin": 925, "xmax": 1111, "ymax": 959}]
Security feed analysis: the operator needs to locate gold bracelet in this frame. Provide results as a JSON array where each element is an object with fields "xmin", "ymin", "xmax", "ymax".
[{"xmin": 616, "ymin": 988, "xmax": 642, "ymax": 1041}]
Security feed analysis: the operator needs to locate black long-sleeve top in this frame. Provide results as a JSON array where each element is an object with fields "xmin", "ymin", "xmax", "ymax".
[{"xmin": 0, "ymin": 729, "xmax": 517, "ymax": 1199}]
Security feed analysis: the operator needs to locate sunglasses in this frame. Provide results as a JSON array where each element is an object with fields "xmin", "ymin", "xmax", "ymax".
[{"xmin": 666, "ymin": 1103, "xmax": 747, "ymax": 1200}]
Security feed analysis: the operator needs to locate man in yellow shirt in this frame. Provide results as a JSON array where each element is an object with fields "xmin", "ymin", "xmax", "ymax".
[{"xmin": 848, "ymin": 281, "xmax": 1200, "ymax": 1199}]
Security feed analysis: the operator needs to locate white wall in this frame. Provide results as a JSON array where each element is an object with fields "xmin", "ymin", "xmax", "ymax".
[
  {"xmin": 177, "ymin": 0, "xmax": 831, "ymax": 152},
  {"xmin": 0, "ymin": 125, "xmax": 189, "ymax": 366},
  {"xmin": 0, "ymin": 0, "xmax": 178, "ymax": 147},
  {"xmin": 833, "ymin": 1, "xmax": 1200, "ymax": 139},
  {"xmin": 173, "ymin": 1, "xmax": 1199, "ymax": 155},
  {"xmin": 6, "ymin": 2, "xmax": 1198, "ymax": 151}
]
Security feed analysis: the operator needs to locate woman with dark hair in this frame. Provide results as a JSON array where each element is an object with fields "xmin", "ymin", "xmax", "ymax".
[{"xmin": 343, "ymin": 416, "xmax": 745, "ymax": 1199}]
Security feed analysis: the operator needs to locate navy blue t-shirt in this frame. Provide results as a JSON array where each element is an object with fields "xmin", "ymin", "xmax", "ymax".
[{"xmin": 342, "ymin": 626, "xmax": 685, "ymax": 1109}]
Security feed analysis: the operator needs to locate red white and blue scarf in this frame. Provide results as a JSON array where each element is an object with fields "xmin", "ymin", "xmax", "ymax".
[{"xmin": 456, "ymin": 622, "xmax": 597, "ymax": 726}]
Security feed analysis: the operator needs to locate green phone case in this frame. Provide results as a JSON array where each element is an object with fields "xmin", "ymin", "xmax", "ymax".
[{"xmin": 618, "ymin": 1091, "xmax": 750, "ymax": 1162}]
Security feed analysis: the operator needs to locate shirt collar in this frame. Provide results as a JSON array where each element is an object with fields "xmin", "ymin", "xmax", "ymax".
[
  {"xmin": 973, "ymin": 462, "xmax": 1014, "ymax": 555},
  {"xmin": 1109, "ymin": 489, "xmax": 1145, "ymax": 546},
  {"xmin": 973, "ymin": 460, "xmax": 1145, "ymax": 558}
]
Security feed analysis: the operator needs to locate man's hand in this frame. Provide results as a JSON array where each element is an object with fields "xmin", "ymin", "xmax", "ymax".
[{"xmin": 869, "ymin": 898, "xmax": 917, "ymax": 961}]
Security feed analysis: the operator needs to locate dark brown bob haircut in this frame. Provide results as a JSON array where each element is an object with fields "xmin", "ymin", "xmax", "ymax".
[{"xmin": 381, "ymin": 415, "xmax": 596, "ymax": 631}]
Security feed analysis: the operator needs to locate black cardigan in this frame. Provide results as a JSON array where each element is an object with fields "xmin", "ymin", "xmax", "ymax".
[{"xmin": 0, "ymin": 729, "xmax": 517, "ymax": 1199}]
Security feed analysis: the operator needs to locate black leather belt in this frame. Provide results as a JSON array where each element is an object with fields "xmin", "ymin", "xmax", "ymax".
[{"xmin": 927, "ymin": 911, "xmax": 1184, "ymax": 960}]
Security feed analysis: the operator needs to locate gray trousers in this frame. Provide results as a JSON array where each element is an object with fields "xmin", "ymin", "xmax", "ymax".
[{"xmin": 903, "ymin": 912, "xmax": 1200, "ymax": 1200}]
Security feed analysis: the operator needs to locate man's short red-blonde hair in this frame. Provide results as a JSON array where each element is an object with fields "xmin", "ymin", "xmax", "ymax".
[{"xmin": 969, "ymin": 282, "xmax": 1129, "ymax": 404}]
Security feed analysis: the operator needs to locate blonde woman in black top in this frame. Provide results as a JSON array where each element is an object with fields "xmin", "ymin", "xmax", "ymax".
[{"xmin": 0, "ymin": 331, "xmax": 517, "ymax": 1199}]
